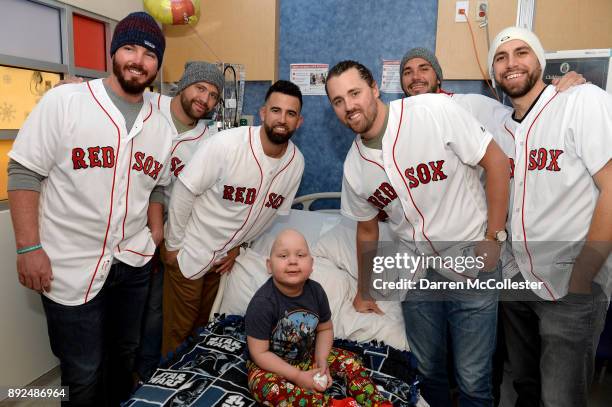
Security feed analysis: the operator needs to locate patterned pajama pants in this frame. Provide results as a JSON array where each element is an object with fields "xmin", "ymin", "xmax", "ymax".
[{"xmin": 247, "ymin": 347, "xmax": 390, "ymax": 406}]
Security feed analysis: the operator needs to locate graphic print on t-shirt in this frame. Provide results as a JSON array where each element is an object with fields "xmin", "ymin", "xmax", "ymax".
[{"xmin": 271, "ymin": 309, "xmax": 319, "ymax": 364}]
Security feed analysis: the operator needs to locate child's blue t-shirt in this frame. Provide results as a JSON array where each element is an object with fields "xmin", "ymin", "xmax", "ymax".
[{"xmin": 245, "ymin": 278, "xmax": 332, "ymax": 365}]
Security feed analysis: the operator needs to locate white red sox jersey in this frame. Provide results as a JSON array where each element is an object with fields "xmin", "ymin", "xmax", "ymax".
[
  {"xmin": 505, "ymin": 84, "xmax": 612, "ymax": 300},
  {"xmin": 341, "ymin": 137, "xmax": 425, "ymax": 282},
  {"xmin": 341, "ymin": 136, "xmax": 414, "ymax": 242},
  {"xmin": 167, "ymin": 126, "xmax": 304, "ymax": 279},
  {"xmin": 9, "ymin": 79, "xmax": 173, "ymax": 305},
  {"xmin": 381, "ymin": 94, "xmax": 494, "ymax": 281},
  {"xmin": 147, "ymin": 92, "xmax": 211, "ymax": 206},
  {"xmin": 450, "ymin": 93, "xmax": 520, "ymax": 279}
]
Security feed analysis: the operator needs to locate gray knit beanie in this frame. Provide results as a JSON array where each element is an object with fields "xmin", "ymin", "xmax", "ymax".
[
  {"xmin": 399, "ymin": 47, "xmax": 443, "ymax": 82},
  {"xmin": 176, "ymin": 61, "xmax": 224, "ymax": 95}
]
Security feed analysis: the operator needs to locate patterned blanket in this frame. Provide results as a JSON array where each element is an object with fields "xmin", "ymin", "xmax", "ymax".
[{"xmin": 125, "ymin": 315, "xmax": 421, "ymax": 406}]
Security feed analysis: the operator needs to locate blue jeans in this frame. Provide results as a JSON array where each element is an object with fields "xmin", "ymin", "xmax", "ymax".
[
  {"xmin": 135, "ymin": 263, "xmax": 164, "ymax": 380},
  {"xmin": 42, "ymin": 260, "xmax": 151, "ymax": 406},
  {"xmin": 402, "ymin": 265, "xmax": 500, "ymax": 407}
]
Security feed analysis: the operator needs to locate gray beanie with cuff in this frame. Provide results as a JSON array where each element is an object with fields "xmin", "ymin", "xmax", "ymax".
[
  {"xmin": 399, "ymin": 47, "xmax": 443, "ymax": 82},
  {"xmin": 176, "ymin": 61, "xmax": 224, "ymax": 95}
]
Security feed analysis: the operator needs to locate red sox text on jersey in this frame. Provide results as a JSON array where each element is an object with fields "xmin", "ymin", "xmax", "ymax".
[
  {"xmin": 223, "ymin": 184, "xmax": 286, "ymax": 209},
  {"xmin": 527, "ymin": 148, "xmax": 563, "ymax": 171},
  {"xmin": 403, "ymin": 160, "xmax": 448, "ymax": 188},
  {"xmin": 72, "ymin": 147, "xmax": 164, "ymax": 180}
]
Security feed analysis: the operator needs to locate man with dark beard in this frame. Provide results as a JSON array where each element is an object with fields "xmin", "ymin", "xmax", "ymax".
[
  {"xmin": 488, "ymin": 26, "xmax": 612, "ymax": 407},
  {"xmin": 162, "ymin": 80, "xmax": 305, "ymax": 355},
  {"xmin": 7, "ymin": 12, "xmax": 172, "ymax": 406},
  {"xmin": 134, "ymin": 61, "xmax": 224, "ymax": 382},
  {"xmin": 326, "ymin": 60, "xmax": 510, "ymax": 407}
]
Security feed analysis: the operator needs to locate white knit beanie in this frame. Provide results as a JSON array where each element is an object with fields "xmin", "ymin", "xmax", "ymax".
[{"xmin": 488, "ymin": 26, "xmax": 546, "ymax": 85}]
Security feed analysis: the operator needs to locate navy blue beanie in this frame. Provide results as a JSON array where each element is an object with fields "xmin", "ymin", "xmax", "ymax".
[{"xmin": 110, "ymin": 12, "xmax": 165, "ymax": 68}]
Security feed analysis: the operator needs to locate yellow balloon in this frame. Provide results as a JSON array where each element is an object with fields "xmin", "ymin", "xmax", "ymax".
[{"xmin": 144, "ymin": 0, "xmax": 200, "ymax": 25}]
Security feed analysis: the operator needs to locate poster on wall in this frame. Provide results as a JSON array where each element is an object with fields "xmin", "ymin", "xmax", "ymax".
[
  {"xmin": 290, "ymin": 64, "xmax": 329, "ymax": 95},
  {"xmin": 380, "ymin": 59, "xmax": 403, "ymax": 94}
]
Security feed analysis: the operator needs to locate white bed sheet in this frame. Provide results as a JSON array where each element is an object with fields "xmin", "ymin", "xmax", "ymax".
[{"xmin": 212, "ymin": 208, "xmax": 410, "ymax": 351}]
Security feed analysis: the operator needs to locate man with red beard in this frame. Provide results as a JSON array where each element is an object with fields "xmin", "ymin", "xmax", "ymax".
[
  {"xmin": 488, "ymin": 27, "xmax": 611, "ymax": 407},
  {"xmin": 7, "ymin": 12, "xmax": 172, "ymax": 405},
  {"xmin": 162, "ymin": 80, "xmax": 305, "ymax": 355}
]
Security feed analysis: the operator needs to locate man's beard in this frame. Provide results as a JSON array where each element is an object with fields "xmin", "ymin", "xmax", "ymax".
[
  {"xmin": 264, "ymin": 123, "xmax": 295, "ymax": 145},
  {"xmin": 345, "ymin": 101, "xmax": 377, "ymax": 134},
  {"xmin": 180, "ymin": 92, "xmax": 210, "ymax": 122},
  {"xmin": 497, "ymin": 67, "xmax": 541, "ymax": 98},
  {"xmin": 404, "ymin": 80, "xmax": 439, "ymax": 96},
  {"xmin": 113, "ymin": 59, "xmax": 156, "ymax": 95}
]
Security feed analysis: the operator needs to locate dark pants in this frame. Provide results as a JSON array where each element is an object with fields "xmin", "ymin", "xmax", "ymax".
[
  {"xmin": 135, "ymin": 263, "xmax": 164, "ymax": 380},
  {"xmin": 501, "ymin": 279, "xmax": 608, "ymax": 407},
  {"xmin": 42, "ymin": 261, "xmax": 151, "ymax": 406}
]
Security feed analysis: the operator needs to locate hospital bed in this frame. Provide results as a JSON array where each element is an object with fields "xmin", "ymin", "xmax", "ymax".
[
  {"xmin": 210, "ymin": 192, "xmax": 410, "ymax": 351},
  {"xmin": 126, "ymin": 194, "xmax": 424, "ymax": 406}
]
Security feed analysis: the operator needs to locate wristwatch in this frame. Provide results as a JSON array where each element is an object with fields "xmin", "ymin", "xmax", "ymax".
[{"xmin": 485, "ymin": 230, "xmax": 507, "ymax": 244}]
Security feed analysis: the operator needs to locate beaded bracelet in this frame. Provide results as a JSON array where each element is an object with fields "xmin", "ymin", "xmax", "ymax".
[{"xmin": 16, "ymin": 244, "xmax": 43, "ymax": 255}]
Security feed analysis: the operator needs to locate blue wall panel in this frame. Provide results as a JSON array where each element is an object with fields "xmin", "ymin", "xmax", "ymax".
[
  {"xmin": 243, "ymin": 1, "xmax": 491, "ymax": 204},
  {"xmin": 280, "ymin": 0, "xmax": 442, "ymax": 200}
]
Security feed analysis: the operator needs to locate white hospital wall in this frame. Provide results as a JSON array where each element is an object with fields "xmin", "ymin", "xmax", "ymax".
[{"xmin": 0, "ymin": 210, "xmax": 58, "ymax": 387}]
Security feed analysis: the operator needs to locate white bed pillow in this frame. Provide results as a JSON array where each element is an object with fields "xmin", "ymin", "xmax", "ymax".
[
  {"xmin": 310, "ymin": 256, "xmax": 352, "ymax": 336},
  {"xmin": 311, "ymin": 220, "xmax": 395, "ymax": 280},
  {"xmin": 335, "ymin": 280, "xmax": 409, "ymax": 350},
  {"xmin": 250, "ymin": 209, "xmax": 344, "ymax": 257},
  {"xmin": 218, "ymin": 249, "xmax": 269, "ymax": 316},
  {"xmin": 217, "ymin": 248, "xmax": 409, "ymax": 351},
  {"xmin": 217, "ymin": 250, "xmax": 352, "ymax": 322}
]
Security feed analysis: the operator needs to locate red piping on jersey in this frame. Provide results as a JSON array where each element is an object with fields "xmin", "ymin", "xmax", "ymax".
[
  {"xmin": 118, "ymin": 140, "xmax": 134, "ymax": 253},
  {"xmin": 84, "ymin": 81, "xmax": 121, "ymax": 302},
  {"xmin": 123, "ymin": 249, "xmax": 154, "ymax": 257},
  {"xmin": 194, "ymin": 127, "xmax": 264, "ymax": 276},
  {"xmin": 391, "ymin": 98, "xmax": 474, "ymax": 280},
  {"xmin": 143, "ymin": 102, "xmax": 153, "ymax": 122},
  {"xmin": 157, "ymin": 93, "xmax": 162, "ymax": 110},
  {"xmin": 114, "ymin": 140, "xmax": 153, "ymax": 257},
  {"xmin": 171, "ymin": 127, "xmax": 208, "ymax": 155},
  {"xmin": 438, "ymin": 88, "xmax": 454, "ymax": 96},
  {"xmin": 519, "ymin": 92, "xmax": 559, "ymax": 300},
  {"xmin": 355, "ymin": 139, "xmax": 384, "ymax": 171},
  {"xmin": 503, "ymin": 123, "xmax": 515, "ymax": 141},
  {"xmin": 354, "ymin": 139, "xmax": 418, "ymax": 265},
  {"xmin": 238, "ymin": 141, "xmax": 297, "ymax": 247}
]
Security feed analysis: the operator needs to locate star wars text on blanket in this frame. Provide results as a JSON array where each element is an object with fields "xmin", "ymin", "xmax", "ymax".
[{"xmin": 125, "ymin": 315, "xmax": 422, "ymax": 406}]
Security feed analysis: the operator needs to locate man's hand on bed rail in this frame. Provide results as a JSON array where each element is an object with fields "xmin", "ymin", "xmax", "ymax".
[
  {"xmin": 353, "ymin": 294, "xmax": 384, "ymax": 315},
  {"xmin": 213, "ymin": 246, "xmax": 241, "ymax": 274}
]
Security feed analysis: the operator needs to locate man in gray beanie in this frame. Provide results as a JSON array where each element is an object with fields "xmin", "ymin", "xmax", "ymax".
[
  {"xmin": 397, "ymin": 46, "xmax": 587, "ymax": 406},
  {"xmin": 135, "ymin": 60, "xmax": 224, "ymax": 381},
  {"xmin": 400, "ymin": 47, "xmax": 444, "ymax": 96}
]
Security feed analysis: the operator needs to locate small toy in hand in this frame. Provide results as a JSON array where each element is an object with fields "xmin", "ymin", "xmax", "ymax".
[{"xmin": 313, "ymin": 372, "xmax": 328, "ymax": 389}]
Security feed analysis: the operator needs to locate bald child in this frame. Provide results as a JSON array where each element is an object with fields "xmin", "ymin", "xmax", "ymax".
[{"xmin": 244, "ymin": 229, "xmax": 390, "ymax": 406}]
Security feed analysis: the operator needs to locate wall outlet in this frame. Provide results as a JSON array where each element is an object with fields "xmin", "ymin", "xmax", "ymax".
[
  {"xmin": 455, "ymin": 1, "xmax": 469, "ymax": 22},
  {"xmin": 476, "ymin": 0, "xmax": 488, "ymax": 22}
]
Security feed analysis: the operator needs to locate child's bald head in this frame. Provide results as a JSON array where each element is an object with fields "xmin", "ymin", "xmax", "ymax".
[
  {"xmin": 267, "ymin": 229, "xmax": 314, "ymax": 290},
  {"xmin": 270, "ymin": 228, "xmax": 310, "ymax": 257}
]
